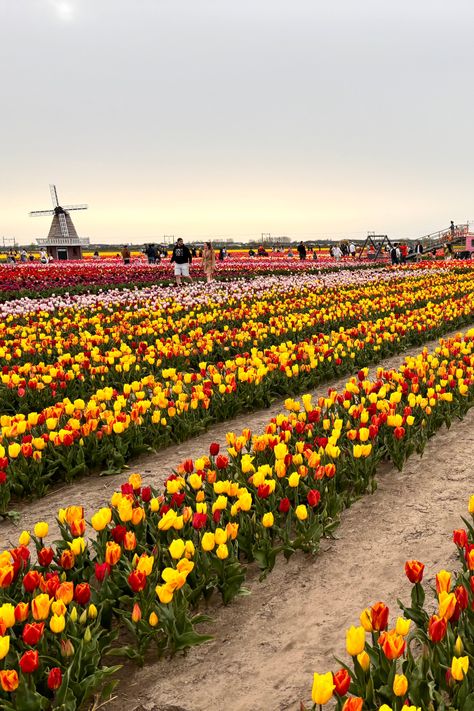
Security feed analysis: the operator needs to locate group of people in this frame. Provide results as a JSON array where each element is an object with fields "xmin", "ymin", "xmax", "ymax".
[
  {"xmin": 170, "ymin": 239, "xmax": 216, "ymax": 285},
  {"xmin": 5, "ymin": 248, "xmax": 50, "ymax": 264}
]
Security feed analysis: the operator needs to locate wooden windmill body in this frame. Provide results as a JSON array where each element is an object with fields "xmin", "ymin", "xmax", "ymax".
[{"xmin": 30, "ymin": 185, "xmax": 89, "ymax": 260}]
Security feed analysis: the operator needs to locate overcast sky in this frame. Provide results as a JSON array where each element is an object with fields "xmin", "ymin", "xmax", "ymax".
[{"xmin": 1, "ymin": 0, "xmax": 474, "ymax": 244}]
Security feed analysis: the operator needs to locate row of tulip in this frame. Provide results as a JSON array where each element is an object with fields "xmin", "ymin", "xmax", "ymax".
[
  {"xmin": 0, "ymin": 254, "xmax": 380, "ymax": 300},
  {"xmin": 0, "ymin": 331, "xmax": 474, "ymax": 707},
  {"xmin": 305, "ymin": 496, "xmax": 474, "ymax": 711},
  {"xmin": 1, "ymin": 266, "xmax": 470, "ymax": 362},
  {"xmin": 1, "ymin": 282, "xmax": 474, "ymax": 512}
]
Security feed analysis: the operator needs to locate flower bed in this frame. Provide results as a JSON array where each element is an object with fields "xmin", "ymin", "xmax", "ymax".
[
  {"xmin": 1, "ymin": 267, "xmax": 474, "ymax": 510},
  {"xmin": 304, "ymin": 494, "xmax": 474, "ymax": 711},
  {"xmin": 0, "ymin": 332, "xmax": 474, "ymax": 708}
]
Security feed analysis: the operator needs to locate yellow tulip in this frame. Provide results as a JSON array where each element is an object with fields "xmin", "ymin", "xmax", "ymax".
[
  {"xmin": 360, "ymin": 608, "xmax": 373, "ymax": 632},
  {"xmin": 394, "ymin": 617, "xmax": 411, "ymax": 636},
  {"xmin": 34, "ymin": 521, "xmax": 49, "ymax": 538},
  {"xmin": 393, "ymin": 674, "xmax": 408, "ymax": 696},
  {"xmin": 149, "ymin": 611, "xmax": 159, "ymax": 627},
  {"xmin": 51, "ymin": 600, "xmax": 67, "ymax": 616},
  {"xmin": 311, "ymin": 671, "xmax": 335, "ymax": 705},
  {"xmin": 214, "ymin": 528, "xmax": 228, "ymax": 544},
  {"xmin": 168, "ymin": 539, "xmax": 186, "ymax": 560},
  {"xmin": 216, "ymin": 544, "xmax": 229, "ymax": 560},
  {"xmin": 91, "ymin": 507, "xmax": 112, "ymax": 531},
  {"xmin": 295, "ymin": 504, "xmax": 308, "ymax": 521},
  {"xmin": 0, "ymin": 604, "xmax": 15, "ymax": 628},
  {"xmin": 50, "ymin": 614, "xmax": 66, "ymax": 634},
  {"xmin": 346, "ymin": 625, "xmax": 365, "ymax": 656},
  {"xmin": 201, "ymin": 532, "xmax": 215, "ymax": 552},
  {"xmin": 155, "ymin": 584, "xmax": 174, "ymax": 604},
  {"xmin": 454, "ymin": 635, "xmax": 464, "ymax": 656},
  {"xmin": 8, "ymin": 443, "xmax": 21, "ymax": 459},
  {"xmin": 357, "ymin": 650, "xmax": 370, "ymax": 671},
  {"xmin": 451, "ymin": 656, "xmax": 469, "ymax": 681},
  {"xmin": 32, "ymin": 594, "xmax": 52, "ymax": 621},
  {"xmin": 18, "ymin": 530, "xmax": 30, "ymax": 546},
  {"xmin": 262, "ymin": 512, "xmax": 274, "ymax": 528},
  {"xmin": 0, "ymin": 635, "xmax": 10, "ymax": 660},
  {"xmin": 68, "ymin": 537, "xmax": 86, "ymax": 556}
]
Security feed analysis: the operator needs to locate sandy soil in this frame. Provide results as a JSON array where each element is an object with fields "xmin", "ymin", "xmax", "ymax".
[{"xmin": 0, "ymin": 329, "xmax": 472, "ymax": 711}]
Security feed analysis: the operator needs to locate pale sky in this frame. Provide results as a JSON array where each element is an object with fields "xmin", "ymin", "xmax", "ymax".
[{"xmin": 1, "ymin": 0, "xmax": 474, "ymax": 245}]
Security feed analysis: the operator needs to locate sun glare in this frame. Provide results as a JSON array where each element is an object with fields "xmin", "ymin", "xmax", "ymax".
[{"xmin": 49, "ymin": 0, "xmax": 75, "ymax": 21}]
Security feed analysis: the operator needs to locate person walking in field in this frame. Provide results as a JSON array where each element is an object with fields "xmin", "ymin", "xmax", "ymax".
[
  {"xmin": 121, "ymin": 246, "xmax": 131, "ymax": 264},
  {"xmin": 202, "ymin": 241, "xmax": 216, "ymax": 283},
  {"xmin": 170, "ymin": 238, "xmax": 193, "ymax": 285}
]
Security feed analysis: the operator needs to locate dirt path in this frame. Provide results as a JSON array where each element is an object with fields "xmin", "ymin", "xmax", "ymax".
[{"xmin": 0, "ymin": 328, "xmax": 472, "ymax": 711}]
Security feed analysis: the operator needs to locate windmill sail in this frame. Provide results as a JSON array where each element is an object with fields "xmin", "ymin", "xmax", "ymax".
[{"xmin": 50, "ymin": 184, "xmax": 59, "ymax": 207}]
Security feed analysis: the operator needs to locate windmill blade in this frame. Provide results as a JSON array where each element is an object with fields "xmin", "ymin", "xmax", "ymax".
[
  {"xmin": 62, "ymin": 204, "xmax": 88, "ymax": 211},
  {"xmin": 50, "ymin": 184, "xmax": 59, "ymax": 207},
  {"xmin": 58, "ymin": 212, "xmax": 70, "ymax": 239},
  {"xmin": 29, "ymin": 210, "xmax": 55, "ymax": 217}
]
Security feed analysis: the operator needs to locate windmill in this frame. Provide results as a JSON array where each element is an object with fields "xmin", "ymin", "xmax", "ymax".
[{"xmin": 30, "ymin": 185, "xmax": 90, "ymax": 260}]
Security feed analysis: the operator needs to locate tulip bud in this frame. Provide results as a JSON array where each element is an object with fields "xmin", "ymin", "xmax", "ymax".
[
  {"xmin": 79, "ymin": 609, "xmax": 88, "ymax": 625},
  {"xmin": 84, "ymin": 626, "xmax": 92, "ymax": 642},
  {"xmin": 69, "ymin": 607, "xmax": 78, "ymax": 623},
  {"xmin": 18, "ymin": 530, "xmax": 30, "ymax": 546},
  {"xmin": 149, "ymin": 611, "xmax": 159, "ymax": 627},
  {"xmin": 60, "ymin": 639, "xmax": 75, "ymax": 657},
  {"xmin": 88, "ymin": 604, "xmax": 98, "ymax": 620},
  {"xmin": 454, "ymin": 635, "xmax": 464, "ymax": 656},
  {"xmin": 357, "ymin": 650, "xmax": 370, "ymax": 671},
  {"xmin": 132, "ymin": 603, "xmax": 142, "ymax": 623}
]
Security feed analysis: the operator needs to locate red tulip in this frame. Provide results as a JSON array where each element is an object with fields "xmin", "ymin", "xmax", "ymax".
[
  {"xmin": 333, "ymin": 668, "xmax": 351, "ymax": 696},
  {"xmin": 128, "ymin": 570, "xmax": 147, "ymax": 593},
  {"xmin": 74, "ymin": 582, "xmax": 91, "ymax": 605},
  {"xmin": 22, "ymin": 622, "xmax": 44, "ymax": 646},
  {"xmin": 209, "ymin": 442, "xmax": 220, "ymax": 456},
  {"xmin": 371, "ymin": 601, "xmax": 389, "ymax": 631},
  {"xmin": 307, "ymin": 489, "xmax": 321, "ymax": 507},
  {"xmin": 47, "ymin": 667, "xmax": 62, "ymax": 690},
  {"xmin": 95, "ymin": 562, "xmax": 111, "ymax": 582},
  {"xmin": 428, "ymin": 614, "xmax": 447, "ymax": 642},
  {"xmin": 215, "ymin": 455, "xmax": 229, "ymax": 469},
  {"xmin": 404, "ymin": 560, "xmax": 424, "ymax": 584},
  {"xmin": 19, "ymin": 650, "xmax": 39, "ymax": 673}
]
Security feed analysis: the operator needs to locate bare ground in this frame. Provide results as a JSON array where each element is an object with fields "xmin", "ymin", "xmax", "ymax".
[{"xmin": 0, "ymin": 329, "xmax": 472, "ymax": 711}]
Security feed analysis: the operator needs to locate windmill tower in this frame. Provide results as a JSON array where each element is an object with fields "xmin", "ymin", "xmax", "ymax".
[{"xmin": 30, "ymin": 185, "xmax": 89, "ymax": 260}]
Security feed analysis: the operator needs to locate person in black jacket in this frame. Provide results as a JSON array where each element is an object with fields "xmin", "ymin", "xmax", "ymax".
[
  {"xmin": 170, "ymin": 238, "xmax": 193, "ymax": 285},
  {"xmin": 297, "ymin": 241, "xmax": 307, "ymax": 260}
]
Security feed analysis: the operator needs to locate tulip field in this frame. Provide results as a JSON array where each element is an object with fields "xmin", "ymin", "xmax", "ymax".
[{"xmin": 0, "ymin": 259, "xmax": 474, "ymax": 710}]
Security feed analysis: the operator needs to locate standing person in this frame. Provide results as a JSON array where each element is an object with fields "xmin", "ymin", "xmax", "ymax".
[
  {"xmin": 170, "ymin": 237, "xmax": 193, "ymax": 285},
  {"xmin": 121, "ymin": 246, "xmax": 131, "ymax": 265},
  {"xmin": 450, "ymin": 221, "xmax": 455, "ymax": 239},
  {"xmin": 145, "ymin": 244, "xmax": 156, "ymax": 264},
  {"xmin": 390, "ymin": 244, "xmax": 398, "ymax": 265},
  {"xmin": 297, "ymin": 241, "xmax": 307, "ymax": 260},
  {"xmin": 349, "ymin": 241, "xmax": 356, "ymax": 258},
  {"xmin": 399, "ymin": 243, "xmax": 408, "ymax": 264},
  {"xmin": 202, "ymin": 241, "xmax": 216, "ymax": 283},
  {"xmin": 39, "ymin": 248, "xmax": 48, "ymax": 264},
  {"xmin": 415, "ymin": 242, "xmax": 423, "ymax": 261},
  {"xmin": 333, "ymin": 245, "xmax": 342, "ymax": 261}
]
